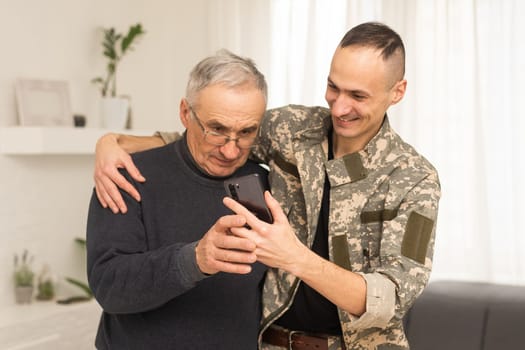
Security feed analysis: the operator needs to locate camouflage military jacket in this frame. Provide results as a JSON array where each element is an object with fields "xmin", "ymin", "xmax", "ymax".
[{"xmin": 250, "ymin": 105, "xmax": 441, "ymax": 350}]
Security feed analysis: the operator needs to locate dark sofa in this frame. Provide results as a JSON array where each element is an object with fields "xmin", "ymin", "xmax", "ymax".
[{"xmin": 403, "ymin": 280, "xmax": 525, "ymax": 350}]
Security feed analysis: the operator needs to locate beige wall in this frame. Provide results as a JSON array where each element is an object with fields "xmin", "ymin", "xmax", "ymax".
[{"xmin": 0, "ymin": 0, "xmax": 209, "ymax": 308}]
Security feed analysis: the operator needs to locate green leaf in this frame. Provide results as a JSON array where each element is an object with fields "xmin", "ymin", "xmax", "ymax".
[
  {"xmin": 56, "ymin": 296, "xmax": 92, "ymax": 304},
  {"xmin": 75, "ymin": 237, "xmax": 86, "ymax": 247},
  {"xmin": 65, "ymin": 277, "xmax": 93, "ymax": 298},
  {"xmin": 91, "ymin": 77, "xmax": 104, "ymax": 84},
  {"xmin": 102, "ymin": 27, "xmax": 120, "ymax": 60},
  {"xmin": 121, "ymin": 23, "xmax": 145, "ymax": 53}
]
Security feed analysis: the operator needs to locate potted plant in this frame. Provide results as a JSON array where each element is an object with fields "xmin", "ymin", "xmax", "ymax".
[
  {"xmin": 92, "ymin": 23, "xmax": 145, "ymax": 129},
  {"xmin": 36, "ymin": 264, "xmax": 56, "ymax": 301},
  {"xmin": 57, "ymin": 238, "xmax": 94, "ymax": 304},
  {"xmin": 13, "ymin": 250, "xmax": 35, "ymax": 304}
]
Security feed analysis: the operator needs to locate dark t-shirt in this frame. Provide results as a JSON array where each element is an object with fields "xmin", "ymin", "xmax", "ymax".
[{"xmin": 274, "ymin": 129, "xmax": 342, "ymax": 334}]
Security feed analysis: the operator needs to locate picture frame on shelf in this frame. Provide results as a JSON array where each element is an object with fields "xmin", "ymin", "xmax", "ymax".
[{"xmin": 15, "ymin": 79, "xmax": 73, "ymax": 126}]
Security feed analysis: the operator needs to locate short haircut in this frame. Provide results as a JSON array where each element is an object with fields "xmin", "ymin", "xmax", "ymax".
[
  {"xmin": 339, "ymin": 22, "xmax": 405, "ymax": 79},
  {"xmin": 186, "ymin": 49, "xmax": 268, "ymax": 107}
]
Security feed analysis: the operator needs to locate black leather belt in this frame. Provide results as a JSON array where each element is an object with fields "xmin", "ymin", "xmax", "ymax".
[{"xmin": 262, "ymin": 326, "xmax": 346, "ymax": 350}]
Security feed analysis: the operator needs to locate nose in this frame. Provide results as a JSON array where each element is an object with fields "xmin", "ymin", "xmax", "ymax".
[
  {"xmin": 219, "ymin": 140, "xmax": 241, "ymax": 160},
  {"xmin": 330, "ymin": 93, "xmax": 354, "ymax": 118}
]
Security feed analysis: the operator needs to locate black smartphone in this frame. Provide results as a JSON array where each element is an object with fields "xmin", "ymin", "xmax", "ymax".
[{"xmin": 224, "ymin": 173, "xmax": 273, "ymax": 224}]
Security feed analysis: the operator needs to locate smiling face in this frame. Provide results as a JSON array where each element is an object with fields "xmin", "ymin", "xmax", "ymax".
[
  {"xmin": 325, "ymin": 45, "xmax": 406, "ymax": 156},
  {"xmin": 180, "ymin": 82, "xmax": 266, "ymax": 177}
]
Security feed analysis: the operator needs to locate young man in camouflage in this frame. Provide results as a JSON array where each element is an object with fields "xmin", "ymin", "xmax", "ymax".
[{"xmin": 94, "ymin": 22, "xmax": 440, "ymax": 350}]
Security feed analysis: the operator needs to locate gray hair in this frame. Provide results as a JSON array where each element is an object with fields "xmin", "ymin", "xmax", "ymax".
[{"xmin": 185, "ymin": 49, "xmax": 268, "ymax": 107}]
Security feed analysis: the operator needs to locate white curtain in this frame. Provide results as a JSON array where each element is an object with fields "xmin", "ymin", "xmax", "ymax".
[{"xmin": 207, "ymin": 0, "xmax": 525, "ymax": 285}]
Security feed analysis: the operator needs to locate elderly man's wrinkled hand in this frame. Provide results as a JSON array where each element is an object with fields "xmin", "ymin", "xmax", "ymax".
[{"xmin": 195, "ymin": 215, "xmax": 257, "ymax": 275}]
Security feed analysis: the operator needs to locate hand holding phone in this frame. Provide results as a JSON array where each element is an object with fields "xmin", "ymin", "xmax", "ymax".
[{"xmin": 224, "ymin": 174, "xmax": 273, "ymax": 224}]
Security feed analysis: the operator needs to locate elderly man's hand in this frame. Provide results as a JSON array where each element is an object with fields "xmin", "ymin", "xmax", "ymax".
[{"xmin": 195, "ymin": 215, "xmax": 258, "ymax": 275}]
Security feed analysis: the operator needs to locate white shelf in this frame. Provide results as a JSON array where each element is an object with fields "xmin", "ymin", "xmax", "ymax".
[
  {"xmin": 0, "ymin": 127, "xmax": 155, "ymax": 155},
  {"xmin": 0, "ymin": 299, "xmax": 101, "ymax": 349},
  {"xmin": 0, "ymin": 298, "xmax": 100, "ymax": 328}
]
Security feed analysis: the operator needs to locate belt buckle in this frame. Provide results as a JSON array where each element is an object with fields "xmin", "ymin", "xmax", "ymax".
[{"xmin": 287, "ymin": 330, "xmax": 304, "ymax": 350}]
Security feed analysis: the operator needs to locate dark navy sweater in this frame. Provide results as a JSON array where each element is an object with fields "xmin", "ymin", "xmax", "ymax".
[{"xmin": 87, "ymin": 138, "xmax": 268, "ymax": 349}]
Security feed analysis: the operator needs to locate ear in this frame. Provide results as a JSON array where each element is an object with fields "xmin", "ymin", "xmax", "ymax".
[
  {"xmin": 390, "ymin": 79, "xmax": 407, "ymax": 106},
  {"xmin": 180, "ymin": 99, "xmax": 191, "ymax": 128}
]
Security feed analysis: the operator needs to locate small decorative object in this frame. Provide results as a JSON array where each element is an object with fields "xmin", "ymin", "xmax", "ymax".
[
  {"xmin": 99, "ymin": 96, "xmax": 130, "ymax": 129},
  {"xmin": 36, "ymin": 264, "xmax": 56, "ymax": 301},
  {"xmin": 92, "ymin": 23, "xmax": 145, "ymax": 129},
  {"xmin": 13, "ymin": 250, "xmax": 35, "ymax": 304},
  {"xmin": 73, "ymin": 114, "xmax": 86, "ymax": 127},
  {"xmin": 15, "ymin": 79, "xmax": 73, "ymax": 126}
]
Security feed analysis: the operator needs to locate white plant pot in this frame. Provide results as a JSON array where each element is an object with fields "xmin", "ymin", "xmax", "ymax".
[
  {"xmin": 100, "ymin": 97, "xmax": 130, "ymax": 130},
  {"xmin": 15, "ymin": 286, "xmax": 33, "ymax": 304}
]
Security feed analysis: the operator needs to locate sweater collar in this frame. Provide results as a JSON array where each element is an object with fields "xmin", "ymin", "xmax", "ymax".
[{"xmin": 178, "ymin": 132, "xmax": 232, "ymax": 180}]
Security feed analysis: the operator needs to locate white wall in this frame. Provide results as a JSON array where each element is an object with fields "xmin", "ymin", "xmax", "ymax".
[{"xmin": 0, "ymin": 0, "xmax": 209, "ymax": 308}]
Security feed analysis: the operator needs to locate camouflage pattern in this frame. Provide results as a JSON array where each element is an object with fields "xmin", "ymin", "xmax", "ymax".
[
  {"xmin": 156, "ymin": 131, "xmax": 182, "ymax": 144},
  {"xmin": 250, "ymin": 105, "xmax": 441, "ymax": 350}
]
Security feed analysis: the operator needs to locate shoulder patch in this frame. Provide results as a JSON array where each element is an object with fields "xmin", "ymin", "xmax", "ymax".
[{"xmin": 401, "ymin": 212, "xmax": 434, "ymax": 264}]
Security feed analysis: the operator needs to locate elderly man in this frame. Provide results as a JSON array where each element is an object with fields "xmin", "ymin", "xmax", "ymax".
[{"xmin": 87, "ymin": 50, "xmax": 269, "ymax": 349}]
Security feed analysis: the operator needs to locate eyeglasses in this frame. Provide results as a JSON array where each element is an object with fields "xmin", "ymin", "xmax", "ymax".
[{"xmin": 189, "ymin": 106, "xmax": 258, "ymax": 149}]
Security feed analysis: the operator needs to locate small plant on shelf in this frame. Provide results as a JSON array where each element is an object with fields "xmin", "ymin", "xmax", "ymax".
[
  {"xmin": 13, "ymin": 250, "xmax": 35, "ymax": 303},
  {"xmin": 14, "ymin": 250, "xmax": 34, "ymax": 287},
  {"xmin": 92, "ymin": 23, "xmax": 146, "ymax": 97},
  {"xmin": 36, "ymin": 264, "xmax": 56, "ymax": 301}
]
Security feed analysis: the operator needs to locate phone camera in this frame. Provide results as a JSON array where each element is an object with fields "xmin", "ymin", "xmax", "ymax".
[{"xmin": 228, "ymin": 183, "xmax": 239, "ymax": 200}]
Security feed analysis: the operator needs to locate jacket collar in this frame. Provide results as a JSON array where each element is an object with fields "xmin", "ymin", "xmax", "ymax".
[{"xmin": 294, "ymin": 115, "xmax": 395, "ymax": 188}]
